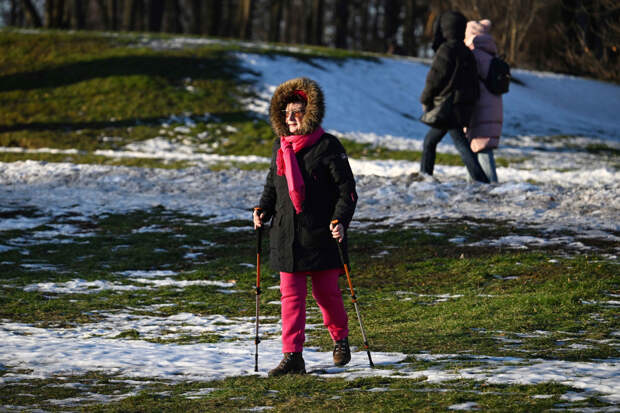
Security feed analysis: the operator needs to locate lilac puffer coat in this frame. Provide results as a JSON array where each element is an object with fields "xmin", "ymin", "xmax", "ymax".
[{"xmin": 464, "ymin": 20, "xmax": 503, "ymax": 148}]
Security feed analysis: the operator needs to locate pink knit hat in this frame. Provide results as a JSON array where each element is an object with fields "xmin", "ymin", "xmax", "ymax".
[{"xmin": 465, "ymin": 19, "xmax": 492, "ymax": 46}]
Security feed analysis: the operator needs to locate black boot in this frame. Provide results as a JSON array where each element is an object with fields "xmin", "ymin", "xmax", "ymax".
[
  {"xmin": 333, "ymin": 337, "xmax": 351, "ymax": 366},
  {"xmin": 268, "ymin": 352, "xmax": 306, "ymax": 377}
]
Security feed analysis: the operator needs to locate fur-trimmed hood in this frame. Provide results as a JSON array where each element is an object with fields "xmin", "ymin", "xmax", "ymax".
[{"xmin": 269, "ymin": 77, "xmax": 325, "ymax": 137}]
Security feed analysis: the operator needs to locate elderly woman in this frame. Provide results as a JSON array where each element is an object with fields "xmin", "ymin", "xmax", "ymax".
[{"xmin": 253, "ymin": 77, "xmax": 357, "ymax": 376}]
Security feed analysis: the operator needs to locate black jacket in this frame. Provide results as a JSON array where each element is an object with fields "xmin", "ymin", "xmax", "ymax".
[
  {"xmin": 259, "ymin": 77, "xmax": 357, "ymax": 273},
  {"xmin": 259, "ymin": 133, "xmax": 357, "ymax": 272},
  {"xmin": 420, "ymin": 11, "xmax": 479, "ymax": 128}
]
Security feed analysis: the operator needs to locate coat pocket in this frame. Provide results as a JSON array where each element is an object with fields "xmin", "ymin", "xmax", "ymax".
[
  {"xmin": 298, "ymin": 214, "xmax": 331, "ymax": 248},
  {"xmin": 269, "ymin": 213, "xmax": 283, "ymax": 248}
]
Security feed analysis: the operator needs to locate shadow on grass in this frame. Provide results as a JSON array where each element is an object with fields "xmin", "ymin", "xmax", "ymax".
[
  {"xmin": 0, "ymin": 111, "xmax": 251, "ymax": 133},
  {"xmin": 0, "ymin": 54, "xmax": 237, "ymax": 92}
]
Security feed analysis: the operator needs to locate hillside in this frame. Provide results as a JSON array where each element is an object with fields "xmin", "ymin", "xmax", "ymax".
[{"xmin": 0, "ymin": 30, "xmax": 618, "ymax": 411}]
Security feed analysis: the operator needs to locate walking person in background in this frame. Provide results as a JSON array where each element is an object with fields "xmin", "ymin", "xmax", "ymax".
[
  {"xmin": 419, "ymin": 11, "xmax": 490, "ymax": 183},
  {"xmin": 464, "ymin": 19, "xmax": 503, "ymax": 183},
  {"xmin": 253, "ymin": 77, "xmax": 357, "ymax": 376}
]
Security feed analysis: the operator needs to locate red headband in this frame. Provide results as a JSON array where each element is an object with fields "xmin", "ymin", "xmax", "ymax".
[{"xmin": 293, "ymin": 90, "xmax": 307, "ymax": 101}]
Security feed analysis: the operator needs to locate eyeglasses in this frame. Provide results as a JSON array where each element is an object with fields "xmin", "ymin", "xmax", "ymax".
[{"xmin": 281, "ymin": 109, "xmax": 305, "ymax": 117}]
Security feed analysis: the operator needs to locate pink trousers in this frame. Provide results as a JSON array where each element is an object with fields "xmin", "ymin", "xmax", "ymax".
[{"xmin": 280, "ymin": 268, "xmax": 348, "ymax": 353}]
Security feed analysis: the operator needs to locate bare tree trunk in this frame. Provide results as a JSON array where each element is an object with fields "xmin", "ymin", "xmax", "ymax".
[
  {"xmin": 238, "ymin": 0, "xmax": 254, "ymax": 39},
  {"xmin": 358, "ymin": 0, "xmax": 370, "ymax": 49},
  {"xmin": 204, "ymin": 0, "xmax": 221, "ymax": 36},
  {"xmin": 64, "ymin": 0, "xmax": 73, "ymax": 28},
  {"xmin": 384, "ymin": 0, "xmax": 401, "ymax": 52},
  {"xmin": 370, "ymin": 0, "xmax": 382, "ymax": 51},
  {"xmin": 123, "ymin": 0, "xmax": 135, "ymax": 30},
  {"xmin": 94, "ymin": 0, "xmax": 109, "ymax": 29},
  {"xmin": 163, "ymin": 0, "xmax": 182, "ymax": 33},
  {"xmin": 220, "ymin": 0, "xmax": 238, "ymax": 37},
  {"xmin": 403, "ymin": 0, "xmax": 416, "ymax": 55},
  {"xmin": 136, "ymin": 0, "xmax": 146, "ymax": 31},
  {"xmin": 71, "ymin": 0, "xmax": 85, "ymax": 29},
  {"xmin": 148, "ymin": 0, "xmax": 164, "ymax": 31},
  {"xmin": 123, "ymin": 0, "xmax": 144, "ymax": 31},
  {"xmin": 44, "ymin": 0, "xmax": 66, "ymax": 28},
  {"xmin": 309, "ymin": 0, "xmax": 324, "ymax": 45},
  {"xmin": 285, "ymin": 0, "xmax": 303, "ymax": 44},
  {"xmin": 22, "ymin": 0, "xmax": 42, "ymax": 27},
  {"xmin": 335, "ymin": 0, "xmax": 349, "ymax": 48},
  {"xmin": 108, "ymin": 0, "xmax": 118, "ymax": 30},
  {"xmin": 348, "ymin": 0, "xmax": 357, "ymax": 49},
  {"xmin": 283, "ymin": 1, "xmax": 293, "ymax": 42},
  {"xmin": 509, "ymin": 14, "xmax": 517, "ymax": 62},
  {"xmin": 45, "ymin": 0, "xmax": 52, "ymax": 27},
  {"xmin": 10, "ymin": 0, "xmax": 17, "ymax": 26},
  {"xmin": 514, "ymin": 1, "xmax": 544, "ymax": 62},
  {"xmin": 189, "ymin": 0, "xmax": 201, "ymax": 34},
  {"xmin": 268, "ymin": 0, "xmax": 284, "ymax": 42},
  {"xmin": 304, "ymin": 1, "xmax": 311, "ymax": 44},
  {"xmin": 57, "ymin": 0, "xmax": 67, "ymax": 27}
]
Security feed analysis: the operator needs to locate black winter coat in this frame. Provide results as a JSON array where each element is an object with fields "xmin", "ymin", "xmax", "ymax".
[
  {"xmin": 259, "ymin": 133, "xmax": 357, "ymax": 273},
  {"xmin": 420, "ymin": 12, "xmax": 480, "ymax": 128}
]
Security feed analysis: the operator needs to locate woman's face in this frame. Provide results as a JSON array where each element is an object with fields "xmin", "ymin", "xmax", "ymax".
[{"xmin": 285, "ymin": 102, "xmax": 306, "ymax": 134}]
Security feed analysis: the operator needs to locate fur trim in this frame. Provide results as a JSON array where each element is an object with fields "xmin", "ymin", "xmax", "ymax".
[{"xmin": 269, "ymin": 77, "xmax": 325, "ymax": 136}]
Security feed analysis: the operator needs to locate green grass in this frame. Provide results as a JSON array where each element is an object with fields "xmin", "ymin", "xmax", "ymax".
[
  {"xmin": 2, "ymin": 211, "xmax": 618, "ymax": 348},
  {"xmin": 0, "ymin": 150, "xmax": 194, "ymax": 169},
  {"xmin": 1, "ymin": 210, "xmax": 618, "ymax": 411},
  {"xmin": 0, "ymin": 30, "xmax": 245, "ymax": 153},
  {"xmin": 3, "ymin": 373, "xmax": 598, "ymax": 412},
  {"xmin": 0, "ymin": 29, "xmax": 517, "ymax": 169}
]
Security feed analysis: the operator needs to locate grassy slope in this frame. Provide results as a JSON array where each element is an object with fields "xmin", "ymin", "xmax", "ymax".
[
  {"xmin": 0, "ymin": 30, "xmax": 618, "ymax": 412},
  {"xmin": 0, "ymin": 29, "xmax": 473, "ymax": 167}
]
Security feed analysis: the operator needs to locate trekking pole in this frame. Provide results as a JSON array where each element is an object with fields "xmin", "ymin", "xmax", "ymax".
[
  {"xmin": 331, "ymin": 220, "xmax": 374, "ymax": 368},
  {"xmin": 254, "ymin": 208, "xmax": 263, "ymax": 372}
]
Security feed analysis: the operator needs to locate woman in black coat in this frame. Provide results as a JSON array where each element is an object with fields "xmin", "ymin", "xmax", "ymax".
[
  {"xmin": 253, "ymin": 77, "xmax": 357, "ymax": 376},
  {"xmin": 419, "ymin": 11, "xmax": 490, "ymax": 183}
]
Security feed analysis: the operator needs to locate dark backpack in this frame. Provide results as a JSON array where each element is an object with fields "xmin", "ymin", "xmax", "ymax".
[{"xmin": 482, "ymin": 55, "xmax": 510, "ymax": 95}]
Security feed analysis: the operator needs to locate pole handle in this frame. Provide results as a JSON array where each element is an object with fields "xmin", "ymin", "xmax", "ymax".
[
  {"xmin": 330, "ymin": 219, "xmax": 345, "ymax": 263},
  {"xmin": 332, "ymin": 219, "xmax": 356, "ymax": 298},
  {"xmin": 254, "ymin": 208, "xmax": 263, "ymax": 255},
  {"xmin": 254, "ymin": 208, "xmax": 263, "ymax": 291}
]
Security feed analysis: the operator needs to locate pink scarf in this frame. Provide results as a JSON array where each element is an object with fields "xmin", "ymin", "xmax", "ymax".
[{"xmin": 276, "ymin": 127, "xmax": 324, "ymax": 214}]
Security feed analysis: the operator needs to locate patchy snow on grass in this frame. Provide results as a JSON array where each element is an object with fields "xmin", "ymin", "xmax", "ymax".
[
  {"xmin": 4, "ymin": 315, "xmax": 617, "ymax": 402},
  {"xmin": 23, "ymin": 277, "xmax": 236, "ymax": 294},
  {"xmin": 1, "ymin": 39, "xmax": 619, "ymax": 407},
  {"xmin": 0, "ymin": 316, "xmax": 402, "ymax": 384},
  {"xmin": 116, "ymin": 270, "xmax": 178, "ymax": 278},
  {"xmin": 0, "ymin": 159, "xmax": 618, "ymax": 254}
]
